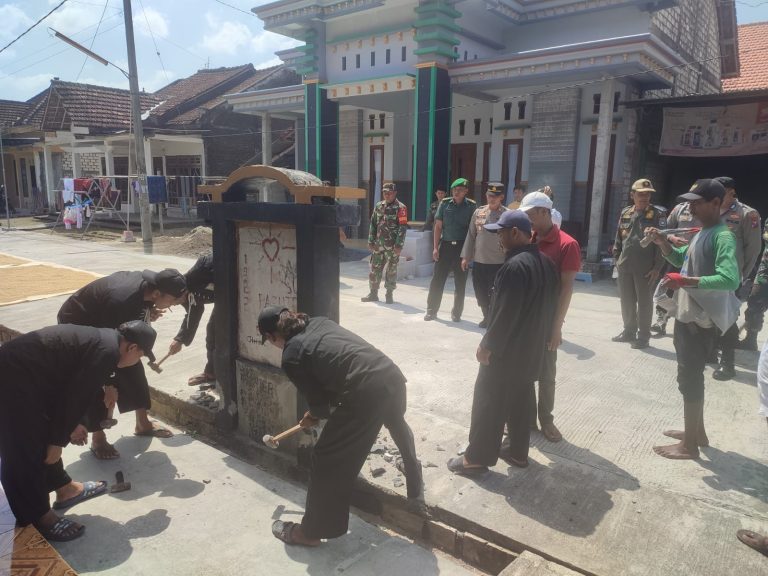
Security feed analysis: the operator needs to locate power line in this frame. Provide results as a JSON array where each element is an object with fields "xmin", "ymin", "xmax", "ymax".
[
  {"xmin": 75, "ymin": 0, "xmax": 111, "ymax": 82},
  {"xmin": 0, "ymin": 0, "xmax": 70, "ymax": 55},
  {"xmin": 213, "ymin": 0, "xmax": 257, "ymax": 17},
  {"xmin": 137, "ymin": 0, "xmax": 169, "ymax": 82}
]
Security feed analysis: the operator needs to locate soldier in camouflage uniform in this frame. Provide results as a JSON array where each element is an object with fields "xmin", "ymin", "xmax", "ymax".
[
  {"xmin": 611, "ymin": 178, "xmax": 667, "ymax": 349},
  {"xmin": 739, "ymin": 219, "xmax": 768, "ymax": 351},
  {"xmin": 362, "ymin": 182, "xmax": 408, "ymax": 304}
]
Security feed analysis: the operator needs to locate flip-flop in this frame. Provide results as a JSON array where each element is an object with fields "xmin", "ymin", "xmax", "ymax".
[
  {"xmin": 52, "ymin": 480, "xmax": 107, "ymax": 510},
  {"xmin": 90, "ymin": 443, "xmax": 120, "ymax": 460},
  {"xmin": 38, "ymin": 517, "xmax": 85, "ymax": 542},
  {"xmin": 134, "ymin": 426, "xmax": 173, "ymax": 438},
  {"xmin": 737, "ymin": 529, "xmax": 768, "ymax": 556},
  {"xmin": 446, "ymin": 456, "xmax": 487, "ymax": 476},
  {"xmin": 271, "ymin": 520, "xmax": 320, "ymax": 547}
]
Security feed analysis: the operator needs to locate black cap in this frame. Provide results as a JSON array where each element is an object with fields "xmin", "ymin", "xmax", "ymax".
[
  {"xmin": 714, "ymin": 176, "xmax": 736, "ymax": 190},
  {"xmin": 483, "ymin": 209, "xmax": 532, "ymax": 235},
  {"xmin": 142, "ymin": 268, "xmax": 186, "ymax": 297},
  {"xmin": 486, "ymin": 182, "xmax": 505, "ymax": 195},
  {"xmin": 258, "ymin": 306, "xmax": 288, "ymax": 344},
  {"xmin": 118, "ymin": 320, "xmax": 157, "ymax": 362},
  {"xmin": 678, "ymin": 179, "xmax": 726, "ymax": 202}
]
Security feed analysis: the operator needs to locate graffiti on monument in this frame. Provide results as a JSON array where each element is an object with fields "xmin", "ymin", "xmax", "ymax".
[{"xmin": 237, "ymin": 222, "xmax": 297, "ymax": 366}]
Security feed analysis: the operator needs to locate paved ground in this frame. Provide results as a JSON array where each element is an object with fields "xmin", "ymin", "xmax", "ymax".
[{"xmin": 1, "ymin": 229, "xmax": 768, "ymax": 575}]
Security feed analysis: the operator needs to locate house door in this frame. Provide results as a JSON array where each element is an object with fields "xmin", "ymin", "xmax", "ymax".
[
  {"xmin": 369, "ymin": 145, "xmax": 384, "ymax": 208},
  {"xmin": 501, "ymin": 139, "xmax": 523, "ymax": 205},
  {"xmin": 584, "ymin": 134, "xmax": 617, "ymax": 238},
  {"xmin": 450, "ymin": 144, "xmax": 476, "ymax": 201}
]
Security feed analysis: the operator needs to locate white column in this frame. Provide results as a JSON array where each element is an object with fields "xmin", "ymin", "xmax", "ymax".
[
  {"xmin": 295, "ymin": 117, "xmax": 305, "ymax": 171},
  {"xmin": 33, "ymin": 151, "xmax": 43, "ymax": 209},
  {"xmin": 199, "ymin": 140, "xmax": 207, "ymax": 178},
  {"xmin": 586, "ymin": 78, "xmax": 615, "ymax": 262},
  {"xmin": 104, "ymin": 145, "xmax": 115, "ymax": 180},
  {"xmin": 43, "ymin": 145, "xmax": 55, "ymax": 211},
  {"xmin": 71, "ymin": 152, "xmax": 82, "ymax": 178},
  {"xmin": 261, "ymin": 112, "xmax": 272, "ymax": 166},
  {"xmin": 144, "ymin": 138, "xmax": 153, "ymax": 175},
  {"xmin": 15, "ymin": 157, "xmax": 24, "ymax": 209},
  {"xmin": 161, "ymin": 155, "xmax": 167, "ymax": 175}
]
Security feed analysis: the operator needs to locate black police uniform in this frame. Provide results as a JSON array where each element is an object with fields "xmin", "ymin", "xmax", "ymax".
[
  {"xmin": 0, "ymin": 325, "xmax": 121, "ymax": 525},
  {"xmin": 280, "ymin": 317, "xmax": 421, "ymax": 540}
]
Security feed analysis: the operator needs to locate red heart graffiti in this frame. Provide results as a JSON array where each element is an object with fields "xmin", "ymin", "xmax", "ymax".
[{"xmin": 262, "ymin": 238, "xmax": 280, "ymax": 262}]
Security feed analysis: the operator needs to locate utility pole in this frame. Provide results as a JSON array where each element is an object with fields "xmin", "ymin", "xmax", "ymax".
[{"xmin": 122, "ymin": 0, "xmax": 152, "ymax": 243}]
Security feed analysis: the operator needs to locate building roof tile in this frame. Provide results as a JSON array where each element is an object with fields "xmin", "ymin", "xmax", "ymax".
[
  {"xmin": 722, "ymin": 21, "xmax": 768, "ymax": 93},
  {"xmin": 0, "ymin": 99, "xmax": 29, "ymax": 128}
]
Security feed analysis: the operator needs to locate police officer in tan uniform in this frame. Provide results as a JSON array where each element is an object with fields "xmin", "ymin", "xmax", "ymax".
[
  {"xmin": 611, "ymin": 178, "xmax": 667, "ymax": 349},
  {"xmin": 712, "ymin": 176, "xmax": 761, "ymax": 380}
]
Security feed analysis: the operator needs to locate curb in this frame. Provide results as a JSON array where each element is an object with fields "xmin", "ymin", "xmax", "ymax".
[{"xmin": 149, "ymin": 388, "xmax": 597, "ymax": 576}]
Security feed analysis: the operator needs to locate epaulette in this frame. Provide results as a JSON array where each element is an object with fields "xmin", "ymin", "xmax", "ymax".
[
  {"xmin": 621, "ymin": 205, "xmax": 633, "ymax": 214},
  {"xmin": 439, "ymin": 197, "xmax": 452, "ymax": 205},
  {"xmin": 653, "ymin": 204, "xmax": 667, "ymax": 213},
  {"xmin": 466, "ymin": 198, "xmax": 477, "ymax": 205}
]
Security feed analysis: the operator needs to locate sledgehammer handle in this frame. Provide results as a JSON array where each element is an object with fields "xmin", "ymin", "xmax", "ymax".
[{"xmin": 273, "ymin": 424, "xmax": 303, "ymax": 443}]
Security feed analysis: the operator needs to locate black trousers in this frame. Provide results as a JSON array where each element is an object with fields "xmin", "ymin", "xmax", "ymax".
[
  {"xmin": 472, "ymin": 263, "xmax": 502, "ymax": 320},
  {"xmin": 717, "ymin": 322, "xmax": 740, "ymax": 367},
  {"xmin": 204, "ymin": 307, "xmax": 216, "ymax": 376},
  {"xmin": 427, "ymin": 241, "xmax": 468, "ymax": 317},
  {"xmin": 465, "ymin": 364, "xmax": 534, "ymax": 466},
  {"xmin": 0, "ymin": 401, "xmax": 72, "ymax": 525},
  {"xmin": 301, "ymin": 379, "xmax": 420, "ymax": 540},
  {"xmin": 673, "ymin": 320, "xmax": 717, "ymax": 403},
  {"xmin": 82, "ymin": 361, "xmax": 151, "ymax": 431},
  {"xmin": 529, "ymin": 349, "xmax": 557, "ymax": 427}
]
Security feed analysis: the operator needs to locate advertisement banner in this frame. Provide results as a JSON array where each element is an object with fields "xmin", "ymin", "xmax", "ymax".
[{"xmin": 659, "ymin": 101, "xmax": 768, "ymax": 157}]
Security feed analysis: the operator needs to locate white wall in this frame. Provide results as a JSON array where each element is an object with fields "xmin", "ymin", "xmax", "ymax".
[{"xmin": 325, "ymin": 30, "xmax": 418, "ymax": 83}]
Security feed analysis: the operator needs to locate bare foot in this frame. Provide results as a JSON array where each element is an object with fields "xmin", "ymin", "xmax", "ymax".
[
  {"xmin": 662, "ymin": 429, "xmax": 709, "ymax": 447},
  {"xmin": 541, "ymin": 422, "xmax": 562, "ymax": 442},
  {"xmin": 90, "ymin": 435, "xmax": 120, "ymax": 459},
  {"xmin": 653, "ymin": 441, "xmax": 699, "ymax": 460},
  {"xmin": 54, "ymin": 481, "xmax": 84, "ymax": 502}
]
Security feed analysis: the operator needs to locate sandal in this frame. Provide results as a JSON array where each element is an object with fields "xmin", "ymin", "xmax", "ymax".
[
  {"xmin": 134, "ymin": 424, "xmax": 173, "ymax": 438},
  {"xmin": 53, "ymin": 480, "xmax": 107, "ymax": 510},
  {"xmin": 737, "ymin": 530, "xmax": 768, "ymax": 556},
  {"xmin": 498, "ymin": 447, "xmax": 529, "ymax": 468},
  {"xmin": 90, "ymin": 443, "xmax": 120, "ymax": 460},
  {"xmin": 271, "ymin": 520, "xmax": 320, "ymax": 547},
  {"xmin": 188, "ymin": 373, "xmax": 215, "ymax": 386},
  {"xmin": 38, "ymin": 517, "xmax": 85, "ymax": 542},
  {"xmin": 446, "ymin": 456, "xmax": 487, "ymax": 476}
]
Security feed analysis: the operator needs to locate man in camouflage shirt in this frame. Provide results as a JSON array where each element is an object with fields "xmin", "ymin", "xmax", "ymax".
[
  {"xmin": 739, "ymin": 219, "xmax": 768, "ymax": 350},
  {"xmin": 362, "ymin": 182, "xmax": 408, "ymax": 304}
]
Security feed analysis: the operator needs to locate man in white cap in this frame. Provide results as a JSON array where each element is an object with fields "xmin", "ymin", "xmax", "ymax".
[{"xmin": 519, "ymin": 191, "xmax": 581, "ymax": 442}]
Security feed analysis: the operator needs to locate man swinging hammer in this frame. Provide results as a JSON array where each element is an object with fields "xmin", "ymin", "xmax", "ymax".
[{"xmin": 259, "ymin": 306, "xmax": 422, "ymax": 546}]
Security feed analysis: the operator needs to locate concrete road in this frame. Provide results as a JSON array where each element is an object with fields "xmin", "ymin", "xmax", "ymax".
[{"xmin": 2, "ymin": 229, "xmax": 768, "ymax": 575}]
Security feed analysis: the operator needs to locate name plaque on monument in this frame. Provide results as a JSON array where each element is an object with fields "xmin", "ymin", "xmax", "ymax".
[{"xmin": 237, "ymin": 222, "xmax": 297, "ymax": 367}]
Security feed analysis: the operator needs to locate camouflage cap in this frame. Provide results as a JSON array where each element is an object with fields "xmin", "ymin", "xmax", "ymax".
[
  {"xmin": 382, "ymin": 182, "xmax": 397, "ymax": 192},
  {"xmin": 631, "ymin": 178, "xmax": 655, "ymax": 193}
]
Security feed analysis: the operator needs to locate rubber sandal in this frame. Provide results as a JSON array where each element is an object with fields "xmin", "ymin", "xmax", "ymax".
[
  {"xmin": 446, "ymin": 456, "xmax": 487, "ymax": 476},
  {"xmin": 737, "ymin": 530, "xmax": 768, "ymax": 557},
  {"xmin": 271, "ymin": 520, "xmax": 320, "ymax": 547},
  {"xmin": 134, "ymin": 425, "xmax": 173, "ymax": 438},
  {"xmin": 53, "ymin": 480, "xmax": 107, "ymax": 510},
  {"xmin": 188, "ymin": 373, "xmax": 215, "ymax": 386},
  {"xmin": 38, "ymin": 517, "xmax": 85, "ymax": 542},
  {"xmin": 90, "ymin": 444, "xmax": 120, "ymax": 460}
]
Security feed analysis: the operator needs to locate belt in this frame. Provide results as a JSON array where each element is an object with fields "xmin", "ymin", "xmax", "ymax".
[{"xmin": 443, "ymin": 241, "xmax": 459, "ymax": 245}]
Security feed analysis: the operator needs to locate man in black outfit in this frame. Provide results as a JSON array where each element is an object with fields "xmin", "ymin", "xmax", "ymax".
[
  {"xmin": 0, "ymin": 321, "xmax": 156, "ymax": 542},
  {"xmin": 57, "ymin": 268, "xmax": 186, "ymax": 458},
  {"xmin": 167, "ymin": 252, "xmax": 216, "ymax": 386},
  {"xmin": 259, "ymin": 307, "xmax": 422, "ymax": 547},
  {"xmin": 447, "ymin": 210, "xmax": 559, "ymax": 474}
]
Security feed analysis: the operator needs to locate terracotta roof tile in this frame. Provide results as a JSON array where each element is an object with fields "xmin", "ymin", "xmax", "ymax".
[
  {"xmin": 723, "ymin": 21, "xmax": 768, "ymax": 92},
  {"xmin": 41, "ymin": 81, "xmax": 160, "ymax": 133},
  {"xmin": 0, "ymin": 99, "xmax": 29, "ymax": 127}
]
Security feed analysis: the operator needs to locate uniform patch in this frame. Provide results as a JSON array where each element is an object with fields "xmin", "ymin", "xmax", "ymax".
[
  {"xmin": 750, "ymin": 211, "xmax": 759, "ymax": 229},
  {"xmin": 397, "ymin": 206, "xmax": 408, "ymax": 225}
]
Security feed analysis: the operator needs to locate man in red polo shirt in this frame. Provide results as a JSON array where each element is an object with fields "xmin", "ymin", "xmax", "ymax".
[{"xmin": 518, "ymin": 191, "xmax": 581, "ymax": 442}]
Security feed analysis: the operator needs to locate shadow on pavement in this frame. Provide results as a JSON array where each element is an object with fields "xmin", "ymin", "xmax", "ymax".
[
  {"xmin": 465, "ymin": 440, "xmax": 639, "ymax": 537},
  {"xmin": 699, "ymin": 446, "xmax": 768, "ymax": 505},
  {"xmin": 56, "ymin": 509, "xmax": 170, "ymax": 572},
  {"xmin": 559, "ymin": 339, "xmax": 595, "ymax": 360}
]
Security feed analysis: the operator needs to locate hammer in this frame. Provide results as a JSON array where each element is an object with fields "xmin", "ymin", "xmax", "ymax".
[
  {"xmin": 148, "ymin": 353, "xmax": 171, "ymax": 374},
  {"xmin": 110, "ymin": 471, "xmax": 131, "ymax": 493},
  {"xmin": 263, "ymin": 424, "xmax": 303, "ymax": 449}
]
